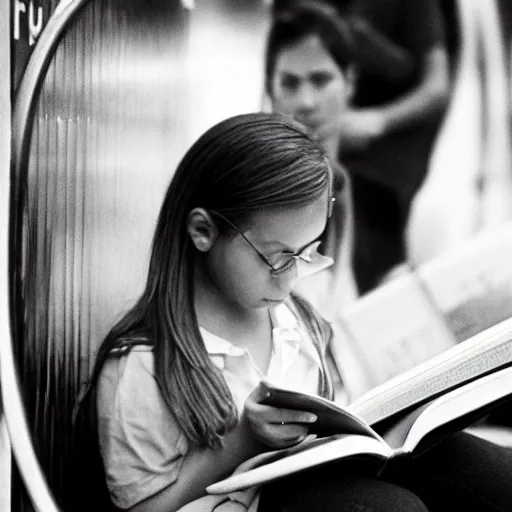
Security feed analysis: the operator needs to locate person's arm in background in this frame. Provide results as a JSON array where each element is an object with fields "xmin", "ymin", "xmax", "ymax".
[
  {"xmin": 358, "ymin": 45, "xmax": 449, "ymax": 134},
  {"xmin": 336, "ymin": 0, "xmax": 450, "ymax": 150}
]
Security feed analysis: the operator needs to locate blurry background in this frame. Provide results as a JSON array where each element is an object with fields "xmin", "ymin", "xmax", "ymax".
[
  {"xmin": 10, "ymin": 0, "xmax": 270, "ymax": 509},
  {"xmin": 7, "ymin": 0, "xmax": 512, "ymax": 510}
]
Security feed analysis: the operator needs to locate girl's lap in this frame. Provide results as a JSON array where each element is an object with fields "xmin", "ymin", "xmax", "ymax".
[{"xmin": 258, "ymin": 432, "xmax": 512, "ymax": 512}]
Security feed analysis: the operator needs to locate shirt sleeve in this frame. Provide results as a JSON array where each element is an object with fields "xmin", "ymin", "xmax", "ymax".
[{"xmin": 97, "ymin": 350, "xmax": 189, "ymax": 510}]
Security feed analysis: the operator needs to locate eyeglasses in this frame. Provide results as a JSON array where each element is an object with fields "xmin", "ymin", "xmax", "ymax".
[{"xmin": 208, "ymin": 210, "xmax": 329, "ymax": 277}]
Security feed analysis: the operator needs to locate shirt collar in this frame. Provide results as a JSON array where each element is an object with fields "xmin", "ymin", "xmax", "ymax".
[
  {"xmin": 200, "ymin": 327, "xmax": 246, "ymax": 357},
  {"xmin": 200, "ymin": 303, "xmax": 321, "ymax": 370},
  {"xmin": 200, "ymin": 303, "xmax": 299, "ymax": 357}
]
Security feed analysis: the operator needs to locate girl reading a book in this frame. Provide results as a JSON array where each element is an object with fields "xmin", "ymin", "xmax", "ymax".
[{"xmin": 81, "ymin": 113, "xmax": 512, "ymax": 512}]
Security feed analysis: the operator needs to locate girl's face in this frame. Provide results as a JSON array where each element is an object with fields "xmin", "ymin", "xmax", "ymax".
[
  {"xmin": 204, "ymin": 191, "xmax": 329, "ymax": 310},
  {"xmin": 270, "ymin": 34, "xmax": 352, "ymax": 137}
]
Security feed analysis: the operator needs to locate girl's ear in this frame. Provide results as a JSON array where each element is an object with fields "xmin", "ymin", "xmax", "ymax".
[{"xmin": 187, "ymin": 208, "xmax": 218, "ymax": 252}]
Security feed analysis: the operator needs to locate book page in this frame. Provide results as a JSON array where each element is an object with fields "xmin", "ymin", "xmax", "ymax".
[
  {"xmin": 348, "ymin": 317, "xmax": 512, "ymax": 426},
  {"xmin": 401, "ymin": 365, "xmax": 512, "ymax": 454},
  {"xmin": 206, "ymin": 434, "xmax": 391, "ymax": 494},
  {"xmin": 259, "ymin": 380, "xmax": 381, "ymax": 440},
  {"xmin": 417, "ymin": 222, "xmax": 512, "ymax": 342},
  {"xmin": 340, "ymin": 270, "xmax": 456, "ymax": 387}
]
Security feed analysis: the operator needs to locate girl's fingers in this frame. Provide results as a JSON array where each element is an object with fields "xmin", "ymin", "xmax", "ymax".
[
  {"xmin": 251, "ymin": 419, "xmax": 314, "ymax": 449},
  {"xmin": 267, "ymin": 422, "xmax": 310, "ymax": 442},
  {"xmin": 271, "ymin": 409, "xmax": 318, "ymax": 425},
  {"xmin": 246, "ymin": 402, "xmax": 317, "ymax": 426},
  {"xmin": 243, "ymin": 399, "xmax": 318, "ymax": 448}
]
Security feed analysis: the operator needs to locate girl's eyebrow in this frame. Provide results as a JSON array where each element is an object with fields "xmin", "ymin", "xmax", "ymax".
[
  {"xmin": 261, "ymin": 232, "xmax": 324, "ymax": 254},
  {"xmin": 256, "ymin": 240, "xmax": 290, "ymax": 253},
  {"xmin": 282, "ymin": 238, "xmax": 320, "ymax": 254}
]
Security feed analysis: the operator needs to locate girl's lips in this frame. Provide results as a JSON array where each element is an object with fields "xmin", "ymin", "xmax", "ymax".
[{"xmin": 265, "ymin": 297, "xmax": 287, "ymax": 304}]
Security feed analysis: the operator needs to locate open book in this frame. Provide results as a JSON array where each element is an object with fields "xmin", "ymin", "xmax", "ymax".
[
  {"xmin": 207, "ymin": 317, "xmax": 512, "ymax": 494},
  {"xmin": 334, "ymin": 222, "xmax": 512, "ymax": 389},
  {"xmin": 339, "ymin": 269, "xmax": 456, "ymax": 387},
  {"xmin": 416, "ymin": 224, "xmax": 512, "ymax": 343}
]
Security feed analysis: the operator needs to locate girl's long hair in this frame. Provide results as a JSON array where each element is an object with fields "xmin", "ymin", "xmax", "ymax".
[{"xmin": 89, "ymin": 113, "xmax": 337, "ymax": 448}]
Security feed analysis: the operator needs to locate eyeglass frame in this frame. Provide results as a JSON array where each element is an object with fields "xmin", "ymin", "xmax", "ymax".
[{"xmin": 207, "ymin": 194, "xmax": 336, "ymax": 277}]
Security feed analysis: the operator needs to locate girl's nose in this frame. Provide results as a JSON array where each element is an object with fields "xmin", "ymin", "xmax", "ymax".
[{"xmin": 274, "ymin": 261, "xmax": 300, "ymax": 294}]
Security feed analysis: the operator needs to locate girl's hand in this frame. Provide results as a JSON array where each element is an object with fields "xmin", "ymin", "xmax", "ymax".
[{"xmin": 241, "ymin": 382, "xmax": 318, "ymax": 449}]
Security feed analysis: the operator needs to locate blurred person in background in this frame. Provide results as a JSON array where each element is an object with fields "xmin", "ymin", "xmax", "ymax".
[
  {"xmin": 271, "ymin": 0, "xmax": 450, "ymax": 294},
  {"xmin": 265, "ymin": 2, "xmax": 359, "ymax": 315}
]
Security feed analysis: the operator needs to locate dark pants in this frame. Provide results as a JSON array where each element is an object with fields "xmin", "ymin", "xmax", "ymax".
[
  {"xmin": 258, "ymin": 431, "xmax": 512, "ymax": 511},
  {"xmin": 351, "ymin": 175, "xmax": 411, "ymax": 295}
]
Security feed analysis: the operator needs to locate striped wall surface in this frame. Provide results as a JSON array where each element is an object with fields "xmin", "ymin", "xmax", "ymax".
[{"xmin": 10, "ymin": 1, "xmax": 270, "ymax": 509}]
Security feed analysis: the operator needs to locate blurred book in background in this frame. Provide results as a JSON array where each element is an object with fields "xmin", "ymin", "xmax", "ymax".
[
  {"xmin": 334, "ymin": 221, "xmax": 512, "ymax": 389},
  {"xmin": 418, "ymin": 222, "xmax": 512, "ymax": 342}
]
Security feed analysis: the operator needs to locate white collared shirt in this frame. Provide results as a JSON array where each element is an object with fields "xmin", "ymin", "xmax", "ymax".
[
  {"xmin": 203, "ymin": 304, "xmax": 325, "ymax": 416},
  {"xmin": 97, "ymin": 303, "xmax": 344, "ymax": 512}
]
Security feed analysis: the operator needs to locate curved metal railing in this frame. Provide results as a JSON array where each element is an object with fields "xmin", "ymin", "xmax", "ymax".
[{"xmin": 2, "ymin": 2, "xmax": 89, "ymax": 511}]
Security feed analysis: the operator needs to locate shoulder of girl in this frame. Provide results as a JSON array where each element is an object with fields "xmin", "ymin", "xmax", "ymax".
[
  {"xmin": 101, "ymin": 344, "xmax": 155, "ymax": 387},
  {"xmin": 109, "ymin": 337, "xmax": 154, "ymax": 356}
]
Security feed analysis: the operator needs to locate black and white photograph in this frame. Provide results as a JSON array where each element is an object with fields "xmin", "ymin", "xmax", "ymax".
[{"xmin": 3, "ymin": 1, "xmax": 512, "ymax": 511}]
